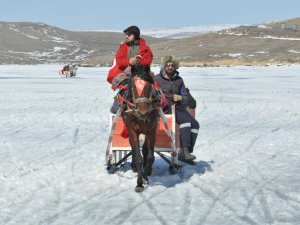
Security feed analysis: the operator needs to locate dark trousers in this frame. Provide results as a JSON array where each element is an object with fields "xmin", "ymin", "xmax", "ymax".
[{"xmin": 175, "ymin": 110, "xmax": 199, "ymax": 152}]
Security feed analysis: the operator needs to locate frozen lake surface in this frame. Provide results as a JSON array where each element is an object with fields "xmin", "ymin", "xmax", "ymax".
[{"xmin": 0, "ymin": 65, "xmax": 299, "ymax": 225}]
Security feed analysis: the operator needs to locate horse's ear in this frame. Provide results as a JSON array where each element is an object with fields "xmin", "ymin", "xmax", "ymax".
[
  {"xmin": 131, "ymin": 65, "xmax": 137, "ymax": 75},
  {"xmin": 131, "ymin": 64, "xmax": 151, "ymax": 77},
  {"xmin": 144, "ymin": 65, "xmax": 150, "ymax": 74}
]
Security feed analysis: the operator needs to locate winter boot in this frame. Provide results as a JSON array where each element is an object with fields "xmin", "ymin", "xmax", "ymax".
[{"xmin": 178, "ymin": 147, "xmax": 196, "ymax": 162}]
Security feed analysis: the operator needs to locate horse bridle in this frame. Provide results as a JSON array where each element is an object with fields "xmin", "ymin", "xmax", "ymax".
[
  {"xmin": 132, "ymin": 95, "xmax": 153, "ymax": 104},
  {"xmin": 126, "ymin": 76, "xmax": 156, "ymax": 116}
]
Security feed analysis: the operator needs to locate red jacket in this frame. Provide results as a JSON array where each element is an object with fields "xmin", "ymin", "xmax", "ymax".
[{"xmin": 107, "ymin": 38, "xmax": 153, "ymax": 83}]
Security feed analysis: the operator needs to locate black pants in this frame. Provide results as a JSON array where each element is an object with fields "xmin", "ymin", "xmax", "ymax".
[{"xmin": 175, "ymin": 110, "xmax": 199, "ymax": 152}]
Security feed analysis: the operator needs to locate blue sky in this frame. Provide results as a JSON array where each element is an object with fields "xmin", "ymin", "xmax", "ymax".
[{"xmin": 0, "ymin": 0, "xmax": 299, "ymax": 30}]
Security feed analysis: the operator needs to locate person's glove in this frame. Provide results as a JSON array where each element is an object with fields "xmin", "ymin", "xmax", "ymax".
[{"xmin": 173, "ymin": 94, "xmax": 182, "ymax": 102}]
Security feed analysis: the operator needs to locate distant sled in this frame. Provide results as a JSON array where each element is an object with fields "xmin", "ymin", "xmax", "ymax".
[{"xmin": 59, "ymin": 64, "xmax": 78, "ymax": 77}]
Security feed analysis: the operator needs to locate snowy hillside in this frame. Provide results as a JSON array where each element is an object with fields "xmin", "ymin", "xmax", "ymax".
[
  {"xmin": 0, "ymin": 22, "xmax": 83, "ymax": 64},
  {"xmin": 0, "ymin": 65, "xmax": 299, "ymax": 224},
  {"xmin": 0, "ymin": 22, "xmax": 162, "ymax": 65}
]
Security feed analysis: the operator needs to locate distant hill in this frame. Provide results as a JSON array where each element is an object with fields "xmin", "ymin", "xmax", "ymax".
[
  {"xmin": 0, "ymin": 22, "xmax": 163, "ymax": 65},
  {"xmin": 149, "ymin": 17, "xmax": 300, "ymax": 66},
  {"xmin": 1, "ymin": 18, "xmax": 300, "ymax": 66},
  {"xmin": 141, "ymin": 24, "xmax": 238, "ymax": 39}
]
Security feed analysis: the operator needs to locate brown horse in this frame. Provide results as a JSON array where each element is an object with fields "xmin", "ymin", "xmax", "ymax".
[{"xmin": 123, "ymin": 65, "xmax": 159, "ymax": 192}]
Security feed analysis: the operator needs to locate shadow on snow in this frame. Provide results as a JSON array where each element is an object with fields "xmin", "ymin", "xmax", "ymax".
[{"xmin": 115, "ymin": 157, "xmax": 214, "ymax": 188}]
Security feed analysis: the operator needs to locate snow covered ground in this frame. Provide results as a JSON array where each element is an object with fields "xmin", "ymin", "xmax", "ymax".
[{"xmin": 0, "ymin": 65, "xmax": 300, "ymax": 225}]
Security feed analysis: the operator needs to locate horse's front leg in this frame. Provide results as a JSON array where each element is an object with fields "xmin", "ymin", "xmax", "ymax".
[
  {"xmin": 143, "ymin": 132, "xmax": 155, "ymax": 178},
  {"xmin": 142, "ymin": 137, "xmax": 150, "ymax": 184},
  {"xmin": 142, "ymin": 137, "xmax": 148, "ymax": 168},
  {"xmin": 129, "ymin": 131, "xmax": 144, "ymax": 192}
]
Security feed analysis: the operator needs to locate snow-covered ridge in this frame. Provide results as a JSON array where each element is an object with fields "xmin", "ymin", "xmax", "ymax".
[
  {"xmin": 252, "ymin": 35, "xmax": 300, "ymax": 41},
  {"xmin": 141, "ymin": 24, "xmax": 239, "ymax": 39},
  {"xmin": 288, "ymin": 49, "xmax": 300, "ymax": 53},
  {"xmin": 8, "ymin": 27, "xmax": 40, "ymax": 40},
  {"xmin": 79, "ymin": 24, "xmax": 239, "ymax": 39}
]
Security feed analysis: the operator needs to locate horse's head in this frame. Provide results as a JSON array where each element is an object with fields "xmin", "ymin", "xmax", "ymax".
[{"xmin": 130, "ymin": 65, "xmax": 154, "ymax": 115}]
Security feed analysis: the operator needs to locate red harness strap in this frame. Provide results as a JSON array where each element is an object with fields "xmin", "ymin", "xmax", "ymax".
[
  {"xmin": 117, "ymin": 95, "xmax": 135, "ymax": 107},
  {"xmin": 134, "ymin": 78, "xmax": 147, "ymax": 97}
]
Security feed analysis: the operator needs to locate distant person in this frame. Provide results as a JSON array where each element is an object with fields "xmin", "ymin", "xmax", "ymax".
[
  {"xmin": 59, "ymin": 64, "xmax": 70, "ymax": 76},
  {"xmin": 62, "ymin": 64, "xmax": 70, "ymax": 73},
  {"xmin": 106, "ymin": 25, "xmax": 153, "ymax": 84},
  {"xmin": 70, "ymin": 64, "xmax": 78, "ymax": 77},
  {"xmin": 155, "ymin": 56, "xmax": 199, "ymax": 164}
]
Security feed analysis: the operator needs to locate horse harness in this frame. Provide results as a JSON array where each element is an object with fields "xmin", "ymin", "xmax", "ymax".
[{"xmin": 117, "ymin": 75, "xmax": 158, "ymax": 119}]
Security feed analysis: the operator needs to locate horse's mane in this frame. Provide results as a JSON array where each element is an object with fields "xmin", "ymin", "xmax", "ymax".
[
  {"xmin": 125, "ymin": 64, "xmax": 153, "ymax": 101},
  {"xmin": 131, "ymin": 64, "xmax": 154, "ymax": 84}
]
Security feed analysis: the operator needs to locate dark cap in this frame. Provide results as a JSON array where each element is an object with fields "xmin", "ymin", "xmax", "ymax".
[{"xmin": 123, "ymin": 26, "xmax": 140, "ymax": 40}]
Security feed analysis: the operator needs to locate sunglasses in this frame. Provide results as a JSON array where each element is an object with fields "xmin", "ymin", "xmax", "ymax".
[{"xmin": 165, "ymin": 63, "xmax": 175, "ymax": 68}]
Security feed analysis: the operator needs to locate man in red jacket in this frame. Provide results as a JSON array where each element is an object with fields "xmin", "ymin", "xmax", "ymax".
[
  {"xmin": 107, "ymin": 26, "xmax": 153, "ymax": 84},
  {"xmin": 107, "ymin": 26, "xmax": 154, "ymax": 139}
]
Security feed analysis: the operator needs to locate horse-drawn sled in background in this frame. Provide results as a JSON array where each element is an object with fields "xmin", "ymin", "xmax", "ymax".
[{"xmin": 59, "ymin": 64, "xmax": 78, "ymax": 77}]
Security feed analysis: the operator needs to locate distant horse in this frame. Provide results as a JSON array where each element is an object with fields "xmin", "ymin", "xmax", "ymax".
[{"xmin": 123, "ymin": 64, "xmax": 159, "ymax": 192}]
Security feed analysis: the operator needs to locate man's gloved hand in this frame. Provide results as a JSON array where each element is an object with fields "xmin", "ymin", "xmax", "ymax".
[{"xmin": 173, "ymin": 94, "xmax": 182, "ymax": 102}]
